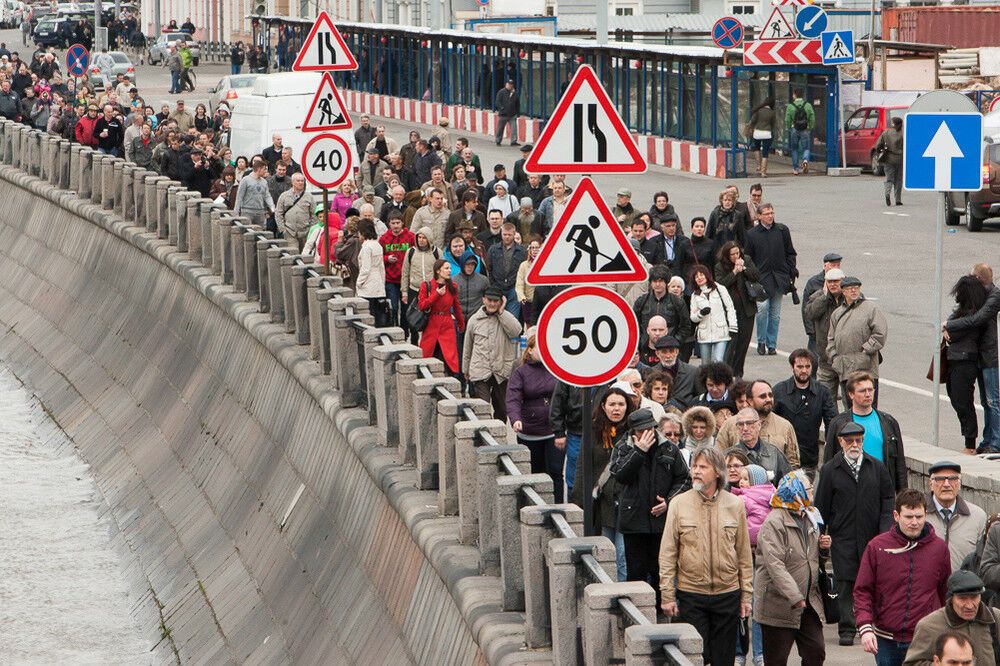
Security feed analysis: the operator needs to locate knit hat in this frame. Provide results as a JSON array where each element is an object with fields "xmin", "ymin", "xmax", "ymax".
[{"xmin": 746, "ymin": 464, "xmax": 769, "ymax": 487}]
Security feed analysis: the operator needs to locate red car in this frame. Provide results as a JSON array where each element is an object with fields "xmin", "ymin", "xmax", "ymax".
[{"xmin": 840, "ymin": 105, "xmax": 907, "ymax": 174}]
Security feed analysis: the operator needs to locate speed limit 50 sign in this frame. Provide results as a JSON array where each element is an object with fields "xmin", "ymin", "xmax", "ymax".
[
  {"xmin": 536, "ymin": 285, "xmax": 639, "ymax": 387},
  {"xmin": 301, "ymin": 132, "xmax": 354, "ymax": 189}
]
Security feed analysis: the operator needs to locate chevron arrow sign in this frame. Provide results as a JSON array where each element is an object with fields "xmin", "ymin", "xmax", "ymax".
[{"xmin": 743, "ymin": 39, "xmax": 822, "ymax": 65}]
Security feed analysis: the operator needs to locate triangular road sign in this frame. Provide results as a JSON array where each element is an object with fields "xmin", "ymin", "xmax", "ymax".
[
  {"xmin": 527, "ymin": 177, "xmax": 648, "ymax": 286},
  {"xmin": 293, "ymin": 11, "xmax": 359, "ymax": 72},
  {"xmin": 761, "ymin": 7, "xmax": 795, "ymax": 39},
  {"xmin": 302, "ymin": 72, "xmax": 353, "ymax": 132},
  {"xmin": 524, "ymin": 65, "xmax": 646, "ymax": 174}
]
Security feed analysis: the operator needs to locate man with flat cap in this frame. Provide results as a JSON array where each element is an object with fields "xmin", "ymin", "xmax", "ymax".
[
  {"xmin": 904, "ymin": 570, "xmax": 1000, "ymax": 666},
  {"xmin": 802, "ymin": 252, "xmax": 843, "ymax": 349},
  {"xmin": 640, "ymin": 335, "xmax": 699, "ymax": 408},
  {"xmin": 805, "ymin": 266, "xmax": 846, "ymax": 403},
  {"xmin": 924, "ymin": 461, "xmax": 987, "ymax": 571},
  {"xmin": 815, "ymin": 420, "xmax": 895, "ymax": 646},
  {"xmin": 827, "ymin": 275, "xmax": 889, "ymax": 409}
]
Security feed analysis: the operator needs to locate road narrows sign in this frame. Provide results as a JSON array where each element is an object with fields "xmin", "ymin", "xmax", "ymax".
[
  {"xmin": 523, "ymin": 64, "xmax": 647, "ymax": 174},
  {"xmin": 302, "ymin": 72, "xmax": 353, "ymax": 132},
  {"xmin": 536, "ymin": 286, "xmax": 640, "ymax": 387},
  {"xmin": 301, "ymin": 133, "xmax": 354, "ymax": 189},
  {"xmin": 526, "ymin": 177, "xmax": 648, "ymax": 286},
  {"xmin": 292, "ymin": 11, "xmax": 359, "ymax": 72}
]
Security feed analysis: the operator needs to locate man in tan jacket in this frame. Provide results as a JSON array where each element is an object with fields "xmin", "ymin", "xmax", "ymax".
[
  {"xmin": 660, "ymin": 445, "xmax": 753, "ymax": 666},
  {"xmin": 827, "ymin": 275, "xmax": 888, "ymax": 409},
  {"xmin": 462, "ymin": 286, "xmax": 522, "ymax": 421},
  {"xmin": 716, "ymin": 379, "xmax": 800, "ymax": 467},
  {"xmin": 904, "ymin": 571, "xmax": 1000, "ymax": 666}
]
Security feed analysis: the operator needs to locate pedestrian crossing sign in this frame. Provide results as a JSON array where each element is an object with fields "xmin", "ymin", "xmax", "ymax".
[
  {"xmin": 761, "ymin": 7, "xmax": 795, "ymax": 40},
  {"xmin": 526, "ymin": 177, "xmax": 647, "ymax": 286},
  {"xmin": 821, "ymin": 30, "xmax": 854, "ymax": 65}
]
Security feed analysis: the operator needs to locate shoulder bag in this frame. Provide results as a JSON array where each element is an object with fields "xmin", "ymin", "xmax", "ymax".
[
  {"xmin": 406, "ymin": 281, "xmax": 431, "ymax": 333},
  {"xmin": 745, "ymin": 278, "xmax": 768, "ymax": 303},
  {"xmin": 818, "ymin": 543, "xmax": 840, "ymax": 625}
]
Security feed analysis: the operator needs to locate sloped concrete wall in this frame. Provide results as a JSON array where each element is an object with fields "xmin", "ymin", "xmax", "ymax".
[{"xmin": 0, "ymin": 166, "xmax": 486, "ymax": 664}]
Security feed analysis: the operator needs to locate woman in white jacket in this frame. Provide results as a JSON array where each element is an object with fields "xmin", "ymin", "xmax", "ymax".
[
  {"xmin": 689, "ymin": 265, "xmax": 738, "ymax": 363},
  {"xmin": 355, "ymin": 218, "xmax": 388, "ymax": 326}
]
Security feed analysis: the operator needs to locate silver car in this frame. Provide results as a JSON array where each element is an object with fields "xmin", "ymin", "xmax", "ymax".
[
  {"xmin": 88, "ymin": 51, "xmax": 137, "ymax": 91},
  {"xmin": 208, "ymin": 74, "xmax": 260, "ymax": 110},
  {"xmin": 148, "ymin": 32, "xmax": 200, "ymax": 66}
]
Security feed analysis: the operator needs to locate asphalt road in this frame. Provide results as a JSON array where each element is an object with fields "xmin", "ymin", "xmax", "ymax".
[{"xmin": 24, "ymin": 28, "xmax": 993, "ymax": 665}]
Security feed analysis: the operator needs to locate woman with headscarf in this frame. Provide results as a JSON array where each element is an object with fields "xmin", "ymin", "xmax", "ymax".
[{"xmin": 754, "ymin": 470, "xmax": 831, "ymax": 665}]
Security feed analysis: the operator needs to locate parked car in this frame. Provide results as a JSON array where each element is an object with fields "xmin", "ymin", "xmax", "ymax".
[
  {"xmin": 840, "ymin": 105, "xmax": 906, "ymax": 175},
  {"xmin": 208, "ymin": 74, "xmax": 260, "ymax": 110},
  {"xmin": 33, "ymin": 16, "xmax": 72, "ymax": 47},
  {"xmin": 147, "ymin": 32, "xmax": 200, "ymax": 66},
  {"xmin": 944, "ymin": 140, "xmax": 998, "ymax": 232},
  {"xmin": 88, "ymin": 51, "xmax": 137, "ymax": 90},
  {"xmin": 1, "ymin": 0, "xmax": 25, "ymax": 29}
]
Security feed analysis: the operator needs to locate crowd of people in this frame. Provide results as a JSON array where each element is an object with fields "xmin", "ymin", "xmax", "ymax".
[{"xmin": 4, "ymin": 49, "xmax": 999, "ymax": 663}]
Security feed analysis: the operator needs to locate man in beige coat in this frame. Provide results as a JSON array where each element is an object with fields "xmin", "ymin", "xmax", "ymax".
[
  {"xmin": 827, "ymin": 275, "xmax": 888, "ymax": 408},
  {"xmin": 275, "ymin": 173, "xmax": 313, "ymax": 252},
  {"xmin": 716, "ymin": 379, "xmax": 800, "ymax": 467},
  {"xmin": 904, "ymin": 571, "xmax": 1000, "ymax": 666},
  {"xmin": 660, "ymin": 445, "xmax": 752, "ymax": 666},
  {"xmin": 462, "ymin": 286, "xmax": 522, "ymax": 421},
  {"xmin": 410, "ymin": 188, "xmax": 450, "ymax": 250}
]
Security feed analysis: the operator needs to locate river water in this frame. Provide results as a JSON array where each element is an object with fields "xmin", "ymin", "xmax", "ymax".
[{"xmin": 0, "ymin": 366, "xmax": 150, "ymax": 665}]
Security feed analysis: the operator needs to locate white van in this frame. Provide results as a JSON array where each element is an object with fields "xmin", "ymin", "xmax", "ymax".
[{"xmin": 229, "ymin": 71, "xmax": 358, "ymax": 184}]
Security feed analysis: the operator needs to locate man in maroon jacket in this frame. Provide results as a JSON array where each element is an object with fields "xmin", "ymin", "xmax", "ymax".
[{"xmin": 854, "ymin": 488, "xmax": 951, "ymax": 666}]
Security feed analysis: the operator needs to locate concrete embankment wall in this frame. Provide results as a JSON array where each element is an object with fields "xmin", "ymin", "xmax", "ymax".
[{"xmin": 0, "ymin": 166, "xmax": 484, "ymax": 664}]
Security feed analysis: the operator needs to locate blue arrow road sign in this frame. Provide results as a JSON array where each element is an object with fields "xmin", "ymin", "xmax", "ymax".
[
  {"xmin": 904, "ymin": 113, "xmax": 984, "ymax": 191},
  {"xmin": 66, "ymin": 43, "xmax": 89, "ymax": 77},
  {"xmin": 795, "ymin": 6, "xmax": 827, "ymax": 39},
  {"xmin": 712, "ymin": 17, "xmax": 744, "ymax": 49},
  {"xmin": 820, "ymin": 30, "xmax": 854, "ymax": 65}
]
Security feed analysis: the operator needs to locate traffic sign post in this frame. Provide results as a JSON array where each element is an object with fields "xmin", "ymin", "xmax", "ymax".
[
  {"xmin": 292, "ymin": 10, "xmax": 359, "ymax": 72},
  {"xmin": 712, "ymin": 17, "xmax": 744, "ymax": 50},
  {"xmin": 302, "ymin": 133, "xmax": 354, "ymax": 190},
  {"xmin": 903, "ymin": 90, "xmax": 984, "ymax": 446},
  {"xmin": 795, "ymin": 5, "xmax": 827, "ymax": 39},
  {"xmin": 524, "ymin": 65, "xmax": 647, "ymax": 174},
  {"xmin": 536, "ymin": 286, "xmax": 639, "ymax": 534},
  {"xmin": 820, "ymin": 30, "xmax": 855, "ymax": 65},
  {"xmin": 66, "ymin": 43, "xmax": 89, "ymax": 77}
]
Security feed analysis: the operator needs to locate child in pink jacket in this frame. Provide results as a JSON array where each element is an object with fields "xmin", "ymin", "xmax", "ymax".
[{"xmin": 730, "ymin": 464, "xmax": 773, "ymax": 547}]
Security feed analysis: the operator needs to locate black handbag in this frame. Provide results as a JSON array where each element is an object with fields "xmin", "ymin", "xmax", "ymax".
[
  {"xmin": 405, "ymin": 282, "xmax": 431, "ymax": 333},
  {"xmin": 818, "ymin": 552, "xmax": 840, "ymax": 625},
  {"xmin": 746, "ymin": 280, "xmax": 768, "ymax": 303}
]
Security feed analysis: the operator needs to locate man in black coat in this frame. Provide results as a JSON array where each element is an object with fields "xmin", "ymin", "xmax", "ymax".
[
  {"xmin": 772, "ymin": 348, "xmax": 837, "ymax": 476},
  {"xmin": 822, "ymin": 371, "xmax": 907, "ymax": 493},
  {"xmin": 801, "ymin": 252, "xmax": 842, "ymax": 354},
  {"xmin": 638, "ymin": 336, "xmax": 699, "ymax": 408},
  {"xmin": 814, "ymin": 421, "xmax": 895, "ymax": 646},
  {"xmin": 632, "ymin": 265, "xmax": 690, "ymax": 340},
  {"xmin": 493, "ymin": 79, "xmax": 519, "ymax": 146},
  {"xmin": 743, "ymin": 203, "xmax": 797, "ymax": 356}
]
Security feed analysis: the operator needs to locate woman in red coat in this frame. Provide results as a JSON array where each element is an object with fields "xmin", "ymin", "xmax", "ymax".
[{"xmin": 418, "ymin": 259, "xmax": 465, "ymax": 375}]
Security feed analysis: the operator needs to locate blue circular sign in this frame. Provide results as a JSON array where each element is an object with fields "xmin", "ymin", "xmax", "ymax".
[
  {"xmin": 66, "ymin": 43, "xmax": 90, "ymax": 78},
  {"xmin": 795, "ymin": 5, "xmax": 828, "ymax": 39},
  {"xmin": 712, "ymin": 17, "xmax": 744, "ymax": 50}
]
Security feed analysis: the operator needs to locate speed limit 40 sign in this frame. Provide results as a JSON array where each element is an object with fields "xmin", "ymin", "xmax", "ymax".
[
  {"xmin": 301, "ymin": 132, "xmax": 354, "ymax": 189},
  {"xmin": 536, "ymin": 285, "xmax": 639, "ymax": 387}
]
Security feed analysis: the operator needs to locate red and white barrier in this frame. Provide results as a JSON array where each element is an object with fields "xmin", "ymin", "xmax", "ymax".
[{"xmin": 341, "ymin": 90, "xmax": 727, "ymax": 179}]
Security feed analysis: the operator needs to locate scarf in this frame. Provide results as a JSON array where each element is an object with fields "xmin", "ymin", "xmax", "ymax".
[{"xmin": 770, "ymin": 469, "xmax": 824, "ymax": 532}]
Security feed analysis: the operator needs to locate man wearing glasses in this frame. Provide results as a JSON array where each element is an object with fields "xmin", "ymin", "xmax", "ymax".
[
  {"xmin": 823, "ymin": 370, "xmax": 907, "ymax": 493},
  {"xmin": 923, "ymin": 461, "xmax": 986, "ymax": 572},
  {"xmin": 729, "ymin": 407, "xmax": 790, "ymax": 484},
  {"xmin": 814, "ymin": 421, "xmax": 895, "ymax": 647}
]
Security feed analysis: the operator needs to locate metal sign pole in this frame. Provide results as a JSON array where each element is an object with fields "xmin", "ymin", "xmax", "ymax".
[
  {"xmin": 931, "ymin": 193, "xmax": 944, "ymax": 445},
  {"xmin": 838, "ymin": 66, "xmax": 847, "ymax": 169},
  {"xmin": 581, "ymin": 386, "xmax": 594, "ymax": 536},
  {"xmin": 323, "ymin": 187, "xmax": 330, "ymax": 273}
]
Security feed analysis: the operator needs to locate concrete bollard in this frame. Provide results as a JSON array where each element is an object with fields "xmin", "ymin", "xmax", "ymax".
[
  {"xmin": 266, "ymin": 245, "xmax": 287, "ymax": 323},
  {"xmin": 90, "ymin": 151, "xmax": 103, "ymax": 203},
  {"xmin": 120, "ymin": 164, "xmax": 135, "ymax": 218},
  {"xmin": 279, "ymin": 255, "xmax": 301, "ymax": 333},
  {"xmin": 0, "ymin": 120, "xmax": 11, "ymax": 164},
  {"xmin": 257, "ymin": 239, "xmax": 276, "ymax": 313},
  {"xmin": 546, "ymin": 536, "xmax": 618, "ymax": 666},
  {"xmin": 144, "ymin": 175, "xmax": 165, "ymax": 233},
  {"xmin": 69, "ymin": 143, "xmax": 82, "ymax": 191},
  {"xmin": 521, "ymin": 504, "xmax": 585, "ymax": 647},
  {"xmin": 329, "ymin": 297, "xmax": 374, "ymax": 407},
  {"xmin": 201, "ymin": 201, "xmax": 219, "ymax": 266},
  {"xmin": 371, "ymin": 343, "xmax": 422, "ymax": 446},
  {"xmin": 131, "ymin": 169, "xmax": 147, "ymax": 226},
  {"xmin": 176, "ymin": 192, "xmax": 201, "ymax": 252},
  {"xmin": 395, "ymin": 356, "xmax": 444, "ymax": 464},
  {"xmin": 456, "ymin": 420, "xmax": 507, "ymax": 544},
  {"xmin": 244, "ymin": 229, "xmax": 267, "ymax": 300},
  {"xmin": 582, "ymin": 582, "xmax": 656, "ymax": 664},
  {"xmin": 156, "ymin": 180, "xmax": 177, "ymax": 238},
  {"xmin": 216, "ymin": 211, "xmax": 236, "ymax": 282},
  {"xmin": 103, "ymin": 156, "xmax": 119, "ymax": 209},
  {"xmin": 497, "ymin": 473, "xmax": 554, "ymax": 611},
  {"xmin": 78, "ymin": 147, "xmax": 93, "ymax": 199},
  {"xmin": 312, "ymin": 281, "xmax": 349, "ymax": 372},
  {"xmin": 25, "ymin": 129, "xmax": 37, "ymax": 176},
  {"xmin": 624, "ymin": 624, "xmax": 704, "ymax": 666},
  {"xmin": 436, "ymin": 398, "xmax": 492, "ymax": 515},
  {"xmin": 188, "ymin": 198, "xmax": 211, "ymax": 259},
  {"xmin": 172, "ymin": 190, "xmax": 196, "ymax": 247},
  {"xmin": 290, "ymin": 263, "xmax": 313, "ymax": 343},
  {"xmin": 477, "ymin": 444, "xmax": 531, "ymax": 575},
  {"xmin": 412, "ymin": 375, "xmax": 461, "ymax": 490},
  {"xmin": 362, "ymin": 326, "xmax": 405, "ymax": 421},
  {"xmin": 47, "ymin": 137, "xmax": 60, "ymax": 185},
  {"xmin": 59, "ymin": 140, "xmax": 71, "ymax": 189},
  {"xmin": 231, "ymin": 221, "xmax": 250, "ymax": 292}
]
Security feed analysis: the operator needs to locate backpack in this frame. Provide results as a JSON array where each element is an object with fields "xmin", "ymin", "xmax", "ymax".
[{"xmin": 792, "ymin": 101, "xmax": 809, "ymax": 131}]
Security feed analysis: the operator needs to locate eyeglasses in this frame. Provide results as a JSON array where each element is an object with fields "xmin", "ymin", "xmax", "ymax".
[
  {"xmin": 662, "ymin": 430, "xmax": 680, "ymax": 437},
  {"xmin": 931, "ymin": 475, "xmax": 960, "ymax": 484},
  {"xmin": 727, "ymin": 462, "xmax": 745, "ymax": 469},
  {"xmin": 842, "ymin": 436, "xmax": 864, "ymax": 444}
]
